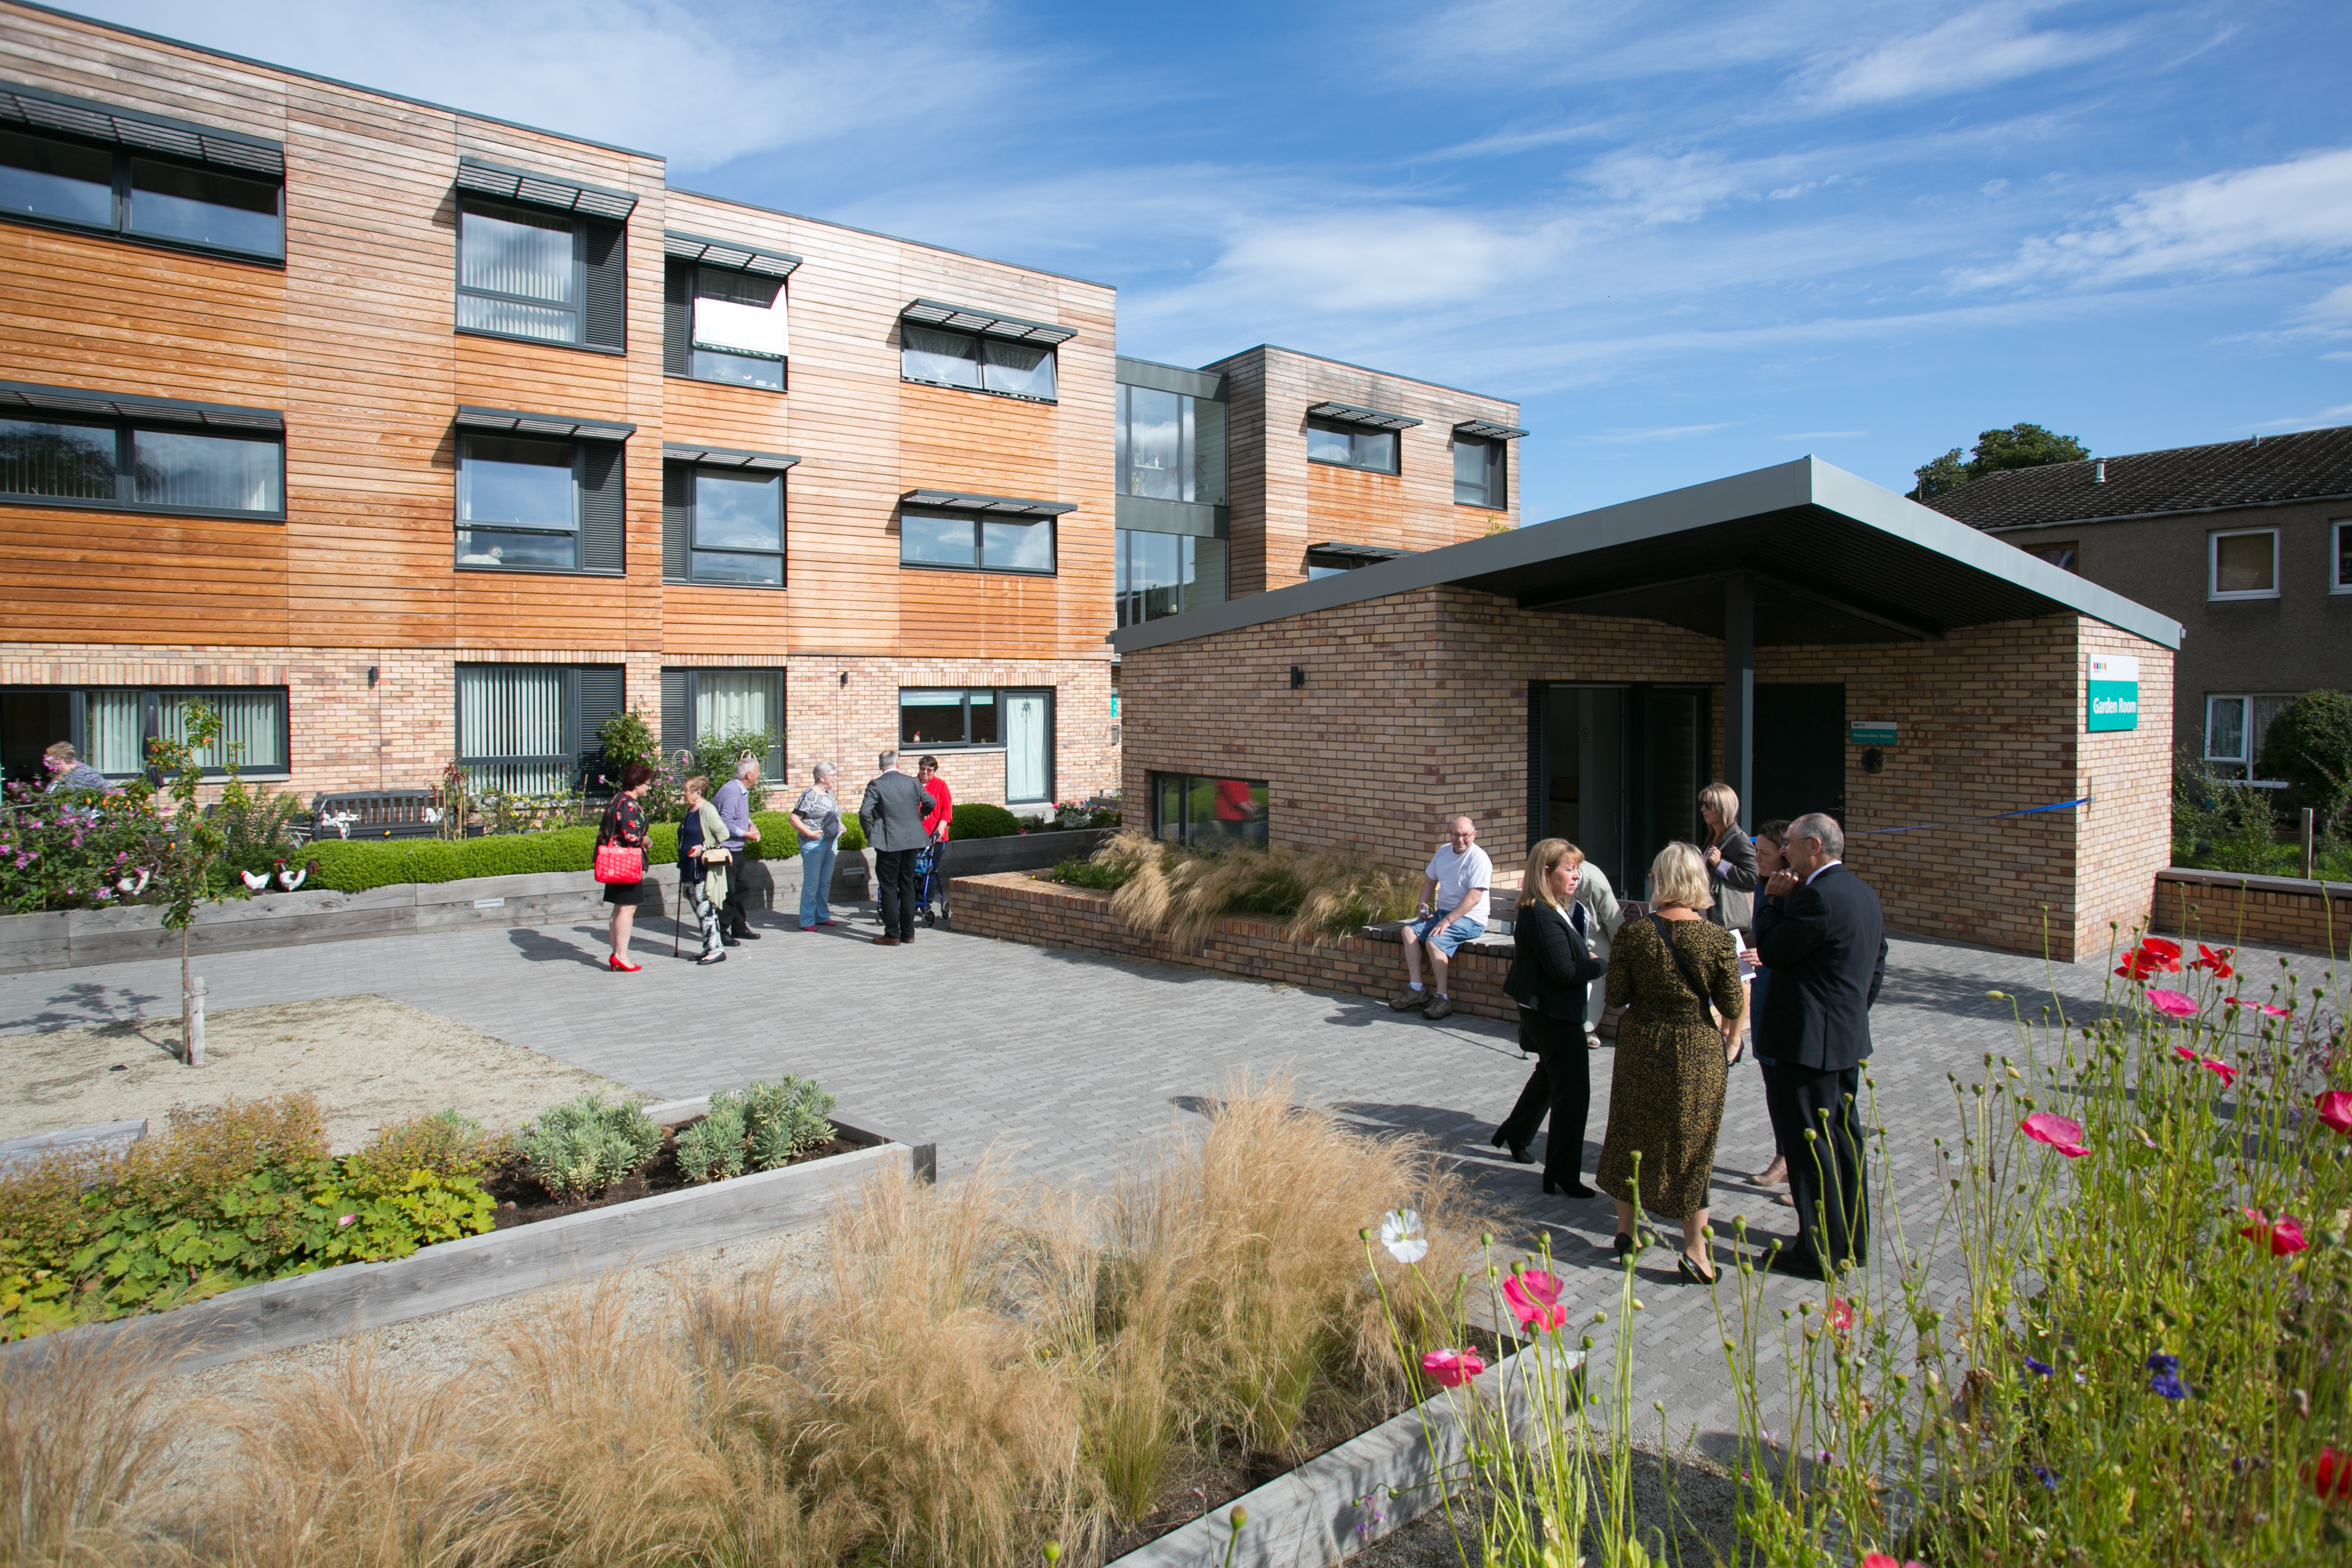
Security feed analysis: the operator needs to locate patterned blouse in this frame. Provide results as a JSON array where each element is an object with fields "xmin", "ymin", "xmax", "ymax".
[{"xmin": 598, "ymin": 792, "xmax": 648, "ymax": 849}]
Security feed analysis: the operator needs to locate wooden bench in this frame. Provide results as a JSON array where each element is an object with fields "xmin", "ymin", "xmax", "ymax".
[{"xmin": 307, "ymin": 789, "xmax": 443, "ymax": 841}]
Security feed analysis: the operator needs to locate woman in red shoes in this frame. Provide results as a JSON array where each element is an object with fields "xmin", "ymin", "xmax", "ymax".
[{"xmin": 597, "ymin": 761, "xmax": 656, "ymax": 971}]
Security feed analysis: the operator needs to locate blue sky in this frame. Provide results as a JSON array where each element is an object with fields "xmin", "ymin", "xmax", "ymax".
[{"xmin": 68, "ymin": 0, "xmax": 2352, "ymax": 521}]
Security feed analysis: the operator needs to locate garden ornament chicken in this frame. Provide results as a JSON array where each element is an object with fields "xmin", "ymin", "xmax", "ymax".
[
  {"xmin": 274, "ymin": 859, "xmax": 306, "ymax": 892},
  {"xmin": 239, "ymin": 867, "xmax": 271, "ymax": 891}
]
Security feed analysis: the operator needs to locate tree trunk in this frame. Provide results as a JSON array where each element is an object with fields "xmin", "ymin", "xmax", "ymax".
[{"xmin": 181, "ymin": 924, "xmax": 192, "ymax": 1064}]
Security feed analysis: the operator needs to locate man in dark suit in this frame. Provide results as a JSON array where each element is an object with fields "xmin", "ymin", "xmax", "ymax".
[
  {"xmin": 859, "ymin": 750, "xmax": 934, "ymax": 946},
  {"xmin": 1754, "ymin": 811, "xmax": 1886, "ymax": 1278}
]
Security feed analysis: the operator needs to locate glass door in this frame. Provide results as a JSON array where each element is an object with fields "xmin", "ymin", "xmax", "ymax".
[
  {"xmin": 1534, "ymin": 683, "xmax": 1709, "ymax": 901},
  {"xmin": 1005, "ymin": 688, "xmax": 1053, "ymax": 803}
]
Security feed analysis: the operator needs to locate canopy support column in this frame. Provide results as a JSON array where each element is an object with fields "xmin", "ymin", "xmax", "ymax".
[{"xmin": 1724, "ymin": 571, "xmax": 1754, "ymax": 831}]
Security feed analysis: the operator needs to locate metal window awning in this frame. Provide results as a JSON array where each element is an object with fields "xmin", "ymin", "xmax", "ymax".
[
  {"xmin": 456, "ymin": 405, "xmax": 636, "ymax": 442},
  {"xmin": 456, "ymin": 157, "xmax": 638, "ymax": 221},
  {"xmin": 900, "ymin": 299, "xmax": 1077, "ymax": 346},
  {"xmin": 1306, "ymin": 541, "xmax": 1406, "ymax": 567},
  {"xmin": 0, "ymin": 80, "xmax": 284, "ymax": 175},
  {"xmin": 663, "ymin": 231, "xmax": 799, "ymax": 278},
  {"xmin": 1307, "ymin": 402, "xmax": 1422, "ymax": 431},
  {"xmin": 663, "ymin": 442, "xmax": 799, "ymax": 472},
  {"xmin": 0, "ymin": 377, "xmax": 282, "ymax": 431},
  {"xmin": 902, "ymin": 488, "xmax": 1074, "ymax": 517},
  {"xmin": 1453, "ymin": 419, "xmax": 1529, "ymax": 441}
]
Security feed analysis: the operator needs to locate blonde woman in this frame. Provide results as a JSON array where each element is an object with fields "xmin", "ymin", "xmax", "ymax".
[
  {"xmin": 1699, "ymin": 782, "xmax": 1758, "ymax": 930},
  {"xmin": 675, "ymin": 776, "xmax": 732, "ymax": 966},
  {"xmin": 1595, "ymin": 842, "xmax": 1748, "ymax": 1284},
  {"xmin": 1494, "ymin": 839, "xmax": 1610, "ymax": 1197}
]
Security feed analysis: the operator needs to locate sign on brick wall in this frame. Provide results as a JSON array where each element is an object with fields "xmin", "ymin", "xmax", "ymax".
[{"xmin": 2087, "ymin": 654, "xmax": 2139, "ymax": 732}]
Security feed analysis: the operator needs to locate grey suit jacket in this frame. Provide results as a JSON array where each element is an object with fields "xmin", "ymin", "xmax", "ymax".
[{"xmin": 859, "ymin": 769, "xmax": 934, "ymax": 853}]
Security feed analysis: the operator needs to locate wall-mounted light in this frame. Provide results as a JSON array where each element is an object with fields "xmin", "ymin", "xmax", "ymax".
[
  {"xmin": 838, "ymin": 671, "xmax": 848, "ymax": 687},
  {"xmin": 366, "ymin": 666, "xmax": 379, "ymax": 688},
  {"xmin": 1861, "ymin": 747, "xmax": 1885, "ymax": 775},
  {"xmin": 1289, "ymin": 665, "xmax": 1305, "ymax": 690}
]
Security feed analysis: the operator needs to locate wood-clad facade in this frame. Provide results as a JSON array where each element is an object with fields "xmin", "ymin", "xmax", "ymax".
[{"xmin": 0, "ymin": 3, "xmax": 1114, "ymax": 806}]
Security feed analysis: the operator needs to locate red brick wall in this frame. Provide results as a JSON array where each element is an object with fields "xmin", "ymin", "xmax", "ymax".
[
  {"xmin": 2151, "ymin": 871, "xmax": 2352, "ymax": 959},
  {"xmin": 1115, "ymin": 585, "xmax": 2175, "ymax": 961}
]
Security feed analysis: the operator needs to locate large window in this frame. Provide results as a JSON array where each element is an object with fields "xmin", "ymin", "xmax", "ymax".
[
  {"xmin": 1307, "ymin": 418, "xmax": 1398, "ymax": 475},
  {"xmin": 689, "ymin": 268, "xmax": 787, "ymax": 388},
  {"xmin": 900, "ymin": 509, "xmax": 1056, "ymax": 574},
  {"xmin": 2210, "ymin": 528, "xmax": 2278, "ymax": 600},
  {"xmin": 451, "ymin": 160, "xmax": 630, "ymax": 354},
  {"xmin": 1150, "ymin": 772, "xmax": 1269, "ymax": 850},
  {"xmin": 900, "ymin": 687, "xmax": 1052, "ymax": 798},
  {"xmin": 2204, "ymin": 693, "xmax": 2298, "ymax": 781},
  {"xmin": 0, "ymin": 94, "xmax": 284, "ymax": 263},
  {"xmin": 0, "ymin": 685, "xmax": 287, "ymax": 782},
  {"xmin": 659, "ymin": 668, "xmax": 784, "ymax": 777},
  {"xmin": 663, "ymin": 463, "xmax": 785, "ymax": 586},
  {"xmin": 0, "ymin": 389, "xmax": 283, "ymax": 519},
  {"xmin": 1453, "ymin": 435, "xmax": 1506, "ymax": 508},
  {"xmin": 900, "ymin": 688, "xmax": 1000, "ymax": 747},
  {"xmin": 456, "ymin": 663, "xmax": 622, "ymax": 795},
  {"xmin": 2334, "ymin": 520, "xmax": 2350, "ymax": 593},
  {"xmin": 1118, "ymin": 384, "xmax": 1202, "ymax": 501},
  {"xmin": 901, "ymin": 325, "xmax": 1058, "ymax": 401},
  {"xmin": 454, "ymin": 418, "xmax": 627, "ymax": 575},
  {"xmin": 2027, "ymin": 542, "xmax": 2079, "ymax": 573},
  {"xmin": 1116, "ymin": 529, "xmax": 1226, "ymax": 626}
]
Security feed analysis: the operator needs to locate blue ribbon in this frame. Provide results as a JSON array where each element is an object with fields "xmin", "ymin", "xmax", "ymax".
[{"xmin": 1854, "ymin": 796, "xmax": 2091, "ymax": 836}]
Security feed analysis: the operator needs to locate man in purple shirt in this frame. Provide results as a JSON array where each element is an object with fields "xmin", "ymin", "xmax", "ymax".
[{"xmin": 712, "ymin": 757, "xmax": 763, "ymax": 945}]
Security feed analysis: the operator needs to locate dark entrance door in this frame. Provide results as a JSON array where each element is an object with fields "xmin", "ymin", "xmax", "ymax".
[
  {"xmin": 1533, "ymin": 683, "xmax": 1710, "ymax": 900},
  {"xmin": 1753, "ymin": 683, "xmax": 1845, "ymax": 827},
  {"xmin": 0, "ymin": 690, "xmax": 75, "ymax": 786}
]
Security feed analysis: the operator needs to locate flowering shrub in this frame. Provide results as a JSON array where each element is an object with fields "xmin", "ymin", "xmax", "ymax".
[{"xmin": 0, "ymin": 780, "xmax": 170, "ymax": 913}]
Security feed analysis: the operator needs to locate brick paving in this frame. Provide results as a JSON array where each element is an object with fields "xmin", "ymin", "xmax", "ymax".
[{"xmin": 0, "ymin": 903, "xmax": 2326, "ymax": 1449}]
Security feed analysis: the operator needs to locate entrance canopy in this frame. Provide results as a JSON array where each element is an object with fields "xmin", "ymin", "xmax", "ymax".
[{"xmin": 1108, "ymin": 456, "xmax": 2182, "ymax": 656}]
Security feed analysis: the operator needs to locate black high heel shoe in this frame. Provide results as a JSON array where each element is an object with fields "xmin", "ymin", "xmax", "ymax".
[
  {"xmin": 1613, "ymin": 1231, "xmax": 1636, "ymax": 1257},
  {"xmin": 1676, "ymin": 1253, "xmax": 1718, "ymax": 1286},
  {"xmin": 1490, "ymin": 1128, "xmax": 1534, "ymax": 1165},
  {"xmin": 1543, "ymin": 1177, "xmax": 1596, "ymax": 1198}
]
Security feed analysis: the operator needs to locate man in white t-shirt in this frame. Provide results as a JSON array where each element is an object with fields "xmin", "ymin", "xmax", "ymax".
[{"xmin": 1390, "ymin": 815, "xmax": 1493, "ymax": 1022}]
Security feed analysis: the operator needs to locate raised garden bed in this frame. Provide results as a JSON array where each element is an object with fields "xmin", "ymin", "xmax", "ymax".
[{"xmin": 0, "ymin": 1099, "xmax": 933, "ymax": 1376}]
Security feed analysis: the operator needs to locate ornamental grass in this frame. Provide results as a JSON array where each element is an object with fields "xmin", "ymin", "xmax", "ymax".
[{"xmin": 1091, "ymin": 828, "xmax": 1417, "ymax": 949}]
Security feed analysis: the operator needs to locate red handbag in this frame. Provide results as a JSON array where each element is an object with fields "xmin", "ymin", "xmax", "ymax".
[{"xmin": 594, "ymin": 843, "xmax": 644, "ymax": 884}]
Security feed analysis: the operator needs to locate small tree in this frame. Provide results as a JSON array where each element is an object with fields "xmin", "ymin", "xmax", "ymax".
[
  {"xmin": 1910, "ymin": 422, "xmax": 2089, "ymax": 499},
  {"xmin": 2255, "ymin": 688, "xmax": 2352, "ymax": 826},
  {"xmin": 690, "ymin": 725, "xmax": 780, "ymax": 810},
  {"xmin": 145, "ymin": 701, "xmax": 228, "ymax": 1061}
]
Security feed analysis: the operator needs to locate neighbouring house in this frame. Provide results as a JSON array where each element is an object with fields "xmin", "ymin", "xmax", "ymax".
[
  {"xmin": 1111, "ymin": 458, "xmax": 2182, "ymax": 961},
  {"xmin": 1919, "ymin": 425, "xmax": 2352, "ymax": 780}
]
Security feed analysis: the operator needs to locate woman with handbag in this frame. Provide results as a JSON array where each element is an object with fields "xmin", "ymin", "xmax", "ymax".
[
  {"xmin": 596, "ymin": 761, "xmax": 656, "ymax": 972},
  {"xmin": 1595, "ymin": 842, "xmax": 1749, "ymax": 1285},
  {"xmin": 675, "ymin": 775, "xmax": 732, "ymax": 966},
  {"xmin": 1492, "ymin": 839, "xmax": 1610, "ymax": 1197}
]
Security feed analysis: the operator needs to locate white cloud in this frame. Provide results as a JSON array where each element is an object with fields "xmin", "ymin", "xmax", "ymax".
[
  {"xmin": 1806, "ymin": 4, "xmax": 2133, "ymax": 109},
  {"xmin": 1590, "ymin": 423, "xmax": 1737, "ymax": 443},
  {"xmin": 1969, "ymin": 147, "xmax": 2352, "ymax": 287},
  {"xmin": 1776, "ymin": 430, "xmax": 1869, "ymax": 439},
  {"xmin": 2254, "ymin": 402, "xmax": 2352, "ymax": 431}
]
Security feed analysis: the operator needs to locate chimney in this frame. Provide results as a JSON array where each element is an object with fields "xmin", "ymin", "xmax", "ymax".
[
  {"xmin": 2093, "ymin": 460, "xmax": 2106, "ymax": 483},
  {"xmin": 2253, "ymin": 434, "xmax": 2262, "ymax": 447}
]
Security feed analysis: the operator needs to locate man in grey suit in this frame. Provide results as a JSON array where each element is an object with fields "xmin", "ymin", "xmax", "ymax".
[{"xmin": 860, "ymin": 750, "xmax": 934, "ymax": 946}]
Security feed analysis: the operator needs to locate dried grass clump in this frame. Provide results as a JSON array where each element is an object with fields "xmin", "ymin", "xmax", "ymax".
[
  {"xmin": 1101, "ymin": 830, "xmax": 1415, "ymax": 949},
  {"xmin": 0, "ymin": 1330, "xmax": 183, "ymax": 1564}
]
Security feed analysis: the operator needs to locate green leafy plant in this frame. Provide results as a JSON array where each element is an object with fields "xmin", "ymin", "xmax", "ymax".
[
  {"xmin": 742, "ymin": 1075, "xmax": 837, "ymax": 1168},
  {"xmin": 674, "ymin": 1095, "xmax": 748, "ymax": 1184},
  {"xmin": 2257, "ymin": 689, "xmax": 2352, "ymax": 824},
  {"xmin": 1910, "ymin": 421, "xmax": 2090, "ymax": 499},
  {"xmin": 210, "ymin": 774, "xmax": 308, "ymax": 875},
  {"xmin": 951, "ymin": 801, "xmax": 1024, "ymax": 839},
  {"xmin": 516, "ymin": 1094, "xmax": 663, "ymax": 1201},
  {"xmin": 690, "ymin": 726, "xmax": 780, "ymax": 810},
  {"xmin": 305, "ymin": 811, "xmax": 805, "ymax": 892},
  {"xmin": 0, "ymin": 779, "xmax": 170, "ymax": 915}
]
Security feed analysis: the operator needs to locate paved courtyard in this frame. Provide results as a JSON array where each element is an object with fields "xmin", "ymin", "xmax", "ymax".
[{"xmin": 0, "ymin": 899, "xmax": 2327, "ymax": 1453}]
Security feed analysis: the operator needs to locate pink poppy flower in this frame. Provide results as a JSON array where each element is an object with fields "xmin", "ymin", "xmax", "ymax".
[
  {"xmin": 1501, "ymin": 1268, "xmax": 1568, "ymax": 1333},
  {"xmin": 1421, "ymin": 1348, "xmax": 1485, "ymax": 1388},
  {"xmin": 2019, "ymin": 1111, "xmax": 2090, "ymax": 1158},
  {"xmin": 1827, "ymin": 1297, "xmax": 1854, "ymax": 1332},
  {"xmin": 2173, "ymin": 1045, "xmax": 2201, "ymax": 1064},
  {"xmin": 2204, "ymin": 1058, "xmax": 2239, "ymax": 1089},
  {"xmin": 2316, "ymin": 1092, "xmax": 2352, "ymax": 1136},
  {"xmin": 2225, "ymin": 997, "xmax": 2293, "ymax": 1018},
  {"xmin": 2146, "ymin": 989, "xmax": 2198, "ymax": 1019},
  {"xmin": 1860, "ymin": 1554, "xmax": 1927, "ymax": 1568},
  {"xmin": 2240, "ymin": 1209, "xmax": 2309, "ymax": 1257}
]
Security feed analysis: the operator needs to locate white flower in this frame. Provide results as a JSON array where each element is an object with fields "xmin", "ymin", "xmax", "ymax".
[{"xmin": 1379, "ymin": 1209, "xmax": 1428, "ymax": 1264}]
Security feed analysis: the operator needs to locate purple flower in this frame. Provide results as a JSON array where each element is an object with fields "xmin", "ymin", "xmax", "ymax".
[
  {"xmin": 2031, "ymin": 1465, "xmax": 2057, "ymax": 1490},
  {"xmin": 2024, "ymin": 1357, "xmax": 2054, "ymax": 1378},
  {"xmin": 2146, "ymin": 1352, "xmax": 2179, "ymax": 1376},
  {"xmin": 2146, "ymin": 1354, "xmax": 2188, "ymax": 1399}
]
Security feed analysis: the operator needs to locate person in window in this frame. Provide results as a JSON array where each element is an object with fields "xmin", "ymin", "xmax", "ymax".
[
  {"xmin": 1212, "ymin": 777, "xmax": 1256, "ymax": 847},
  {"xmin": 790, "ymin": 762, "xmax": 843, "ymax": 931},
  {"xmin": 42, "ymin": 742, "xmax": 110, "ymax": 794},
  {"xmin": 675, "ymin": 775, "xmax": 731, "ymax": 966},
  {"xmin": 597, "ymin": 761, "xmax": 656, "ymax": 972},
  {"xmin": 1493, "ymin": 839, "xmax": 1610, "ymax": 1197},
  {"xmin": 1595, "ymin": 842, "xmax": 1747, "ymax": 1285}
]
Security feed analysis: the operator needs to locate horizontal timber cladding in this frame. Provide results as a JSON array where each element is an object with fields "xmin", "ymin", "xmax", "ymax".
[
  {"xmin": 1114, "ymin": 583, "xmax": 2173, "ymax": 962},
  {"xmin": 1203, "ymin": 346, "xmax": 1522, "ymax": 599}
]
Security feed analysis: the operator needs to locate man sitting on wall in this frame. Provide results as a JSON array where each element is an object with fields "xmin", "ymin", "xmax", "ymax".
[{"xmin": 1390, "ymin": 815, "xmax": 1492, "ymax": 1022}]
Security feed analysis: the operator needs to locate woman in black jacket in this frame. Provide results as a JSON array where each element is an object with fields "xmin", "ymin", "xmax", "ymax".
[
  {"xmin": 1491, "ymin": 839, "xmax": 1610, "ymax": 1197},
  {"xmin": 1699, "ymin": 782, "xmax": 1759, "ymax": 931}
]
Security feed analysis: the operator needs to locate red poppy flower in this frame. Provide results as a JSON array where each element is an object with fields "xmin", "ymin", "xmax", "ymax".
[
  {"xmin": 2316, "ymin": 1091, "xmax": 2352, "ymax": 1136},
  {"xmin": 2173, "ymin": 1045, "xmax": 2201, "ymax": 1064},
  {"xmin": 2309, "ymin": 1446, "xmax": 2352, "ymax": 1503},
  {"xmin": 2020, "ymin": 1112, "xmax": 2091, "ymax": 1158},
  {"xmin": 2192, "ymin": 944, "xmax": 2236, "ymax": 978},
  {"xmin": 2117, "ymin": 950, "xmax": 2163, "ymax": 982},
  {"xmin": 2139, "ymin": 937, "xmax": 2183, "ymax": 962},
  {"xmin": 1421, "ymin": 1348, "xmax": 1485, "ymax": 1389},
  {"xmin": 1501, "ymin": 1268, "xmax": 1568, "ymax": 1333},
  {"xmin": 2204, "ymin": 1058, "xmax": 2239, "ymax": 1089}
]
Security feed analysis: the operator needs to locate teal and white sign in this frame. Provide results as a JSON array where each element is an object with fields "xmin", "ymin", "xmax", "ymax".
[
  {"xmin": 1849, "ymin": 720, "xmax": 1898, "ymax": 745},
  {"xmin": 2087, "ymin": 654, "xmax": 2139, "ymax": 732}
]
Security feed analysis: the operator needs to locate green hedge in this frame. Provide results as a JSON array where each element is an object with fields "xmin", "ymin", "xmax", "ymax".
[
  {"xmin": 306, "ymin": 811, "xmax": 865, "ymax": 893},
  {"xmin": 952, "ymin": 802, "xmax": 1023, "ymax": 840}
]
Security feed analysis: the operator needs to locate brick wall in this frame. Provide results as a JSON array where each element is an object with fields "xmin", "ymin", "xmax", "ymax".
[
  {"xmin": 951, "ymin": 870, "xmax": 1520, "ymax": 1021},
  {"xmin": 2151, "ymin": 871, "xmax": 2352, "ymax": 958},
  {"xmin": 1116, "ymin": 585, "xmax": 2176, "ymax": 962}
]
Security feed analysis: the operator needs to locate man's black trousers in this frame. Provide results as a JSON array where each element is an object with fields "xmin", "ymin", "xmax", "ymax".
[
  {"xmin": 874, "ymin": 848, "xmax": 919, "ymax": 940},
  {"xmin": 1496, "ymin": 1010, "xmax": 1591, "ymax": 1187},
  {"xmin": 720, "ymin": 854, "xmax": 752, "ymax": 936},
  {"xmin": 1768, "ymin": 1062, "xmax": 1869, "ymax": 1275}
]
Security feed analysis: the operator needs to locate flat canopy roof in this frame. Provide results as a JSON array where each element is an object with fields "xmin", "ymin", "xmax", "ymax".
[{"xmin": 1108, "ymin": 456, "xmax": 2182, "ymax": 655}]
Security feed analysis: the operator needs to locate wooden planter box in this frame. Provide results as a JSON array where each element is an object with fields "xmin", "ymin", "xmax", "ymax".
[{"xmin": 0, "ymin": 1105, "xmax": 933, "ymax": 1376}]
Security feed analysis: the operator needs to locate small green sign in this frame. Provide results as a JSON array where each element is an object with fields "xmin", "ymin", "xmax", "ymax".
[
  {"xmin": 1849, "ymin": 721, "xmax": 1897, "ymax": 745},
  {"xmin": 2087, "ymin": 654, "xmax": 2139, "ymax": 732}
]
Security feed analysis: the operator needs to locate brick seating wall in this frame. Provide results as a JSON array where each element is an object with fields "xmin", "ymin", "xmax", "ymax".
[
  {"xmin": 2150, "ymin": 871, "xmax": 2352, "ymax": 959},
  {"xmin": 950, "ymin": 871, "xmax": 1521, "ymax": 1023}
]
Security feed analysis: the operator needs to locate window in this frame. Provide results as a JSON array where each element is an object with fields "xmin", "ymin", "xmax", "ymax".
[
  {"xmin": 901, "ymin": 326, "xmax": 1058, "ymax": 400},
  {"xmin": 1117, "ymin": 529, "xmax": 1226, "ymax": 626},
  {"xmin": 1453, "ymin": 435, "xmax": 1506, "ymax": 508},
  {"xmin": 690, "ymin": 268, "xmax": 787, "ymax": 388},
  {"xmin": 2204, "ymin": 693, "xmax": 2299, "ymax": 780},
  {"xmin": 456, "ymin": 663, "xmax": 622, "ymax": 795},
  {"xmin": 2211, "ymin": 529, "xmax": 2278, "ymax": 599},
  {"xmin": 2027, "ymin": 542, "xmax": 2079, "ymax": 573},
  {"xmin": 1307, "ymin": 418, "xmax": 1398, "ymax": 475},
  {"xmin": 451, "ymin": 160, "xmax": 631, "ymax": 353},
  {"xmin": 1304, "ymin": 542, "xmax": 1403, "ymax": 581},
  {"xmin": 659, "ymin": 668, "xmax": 784, "ymax": 777},
  {"xmin": 900, "ymin": 688, "xmax": 1001, "ymax": 747},
  {"xmin": 0, "ymin": 685, "xmax": 287, "ymax": 780},
  {"xmin": 2334, "ymin": 520, "xmax": 2350, "ymax": 593},
  {"xmin": 453, "ymin": 411, "xmax": 628, "ymax": 574},
  {"xmin": 900, "ymin": 509, "xmax": 1057, "ymax": 574},
  {"xmin": 1118, "ymin": 384, "xmax": 1198, "ymax": 501},
  {"xmin": 1150, "ymin": 772, "xmax": 1269, "ymax": 850},
  {"xmin": 662, "ymin": 459, "xmax": 788, "ymax": 586},
  {"xmin": 0, "ymin": 84, "xmax": 284, "ymax": 262},
  {"xmin": 0, "ymin": 385, "xmax": 283, "ymax": 519}
]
